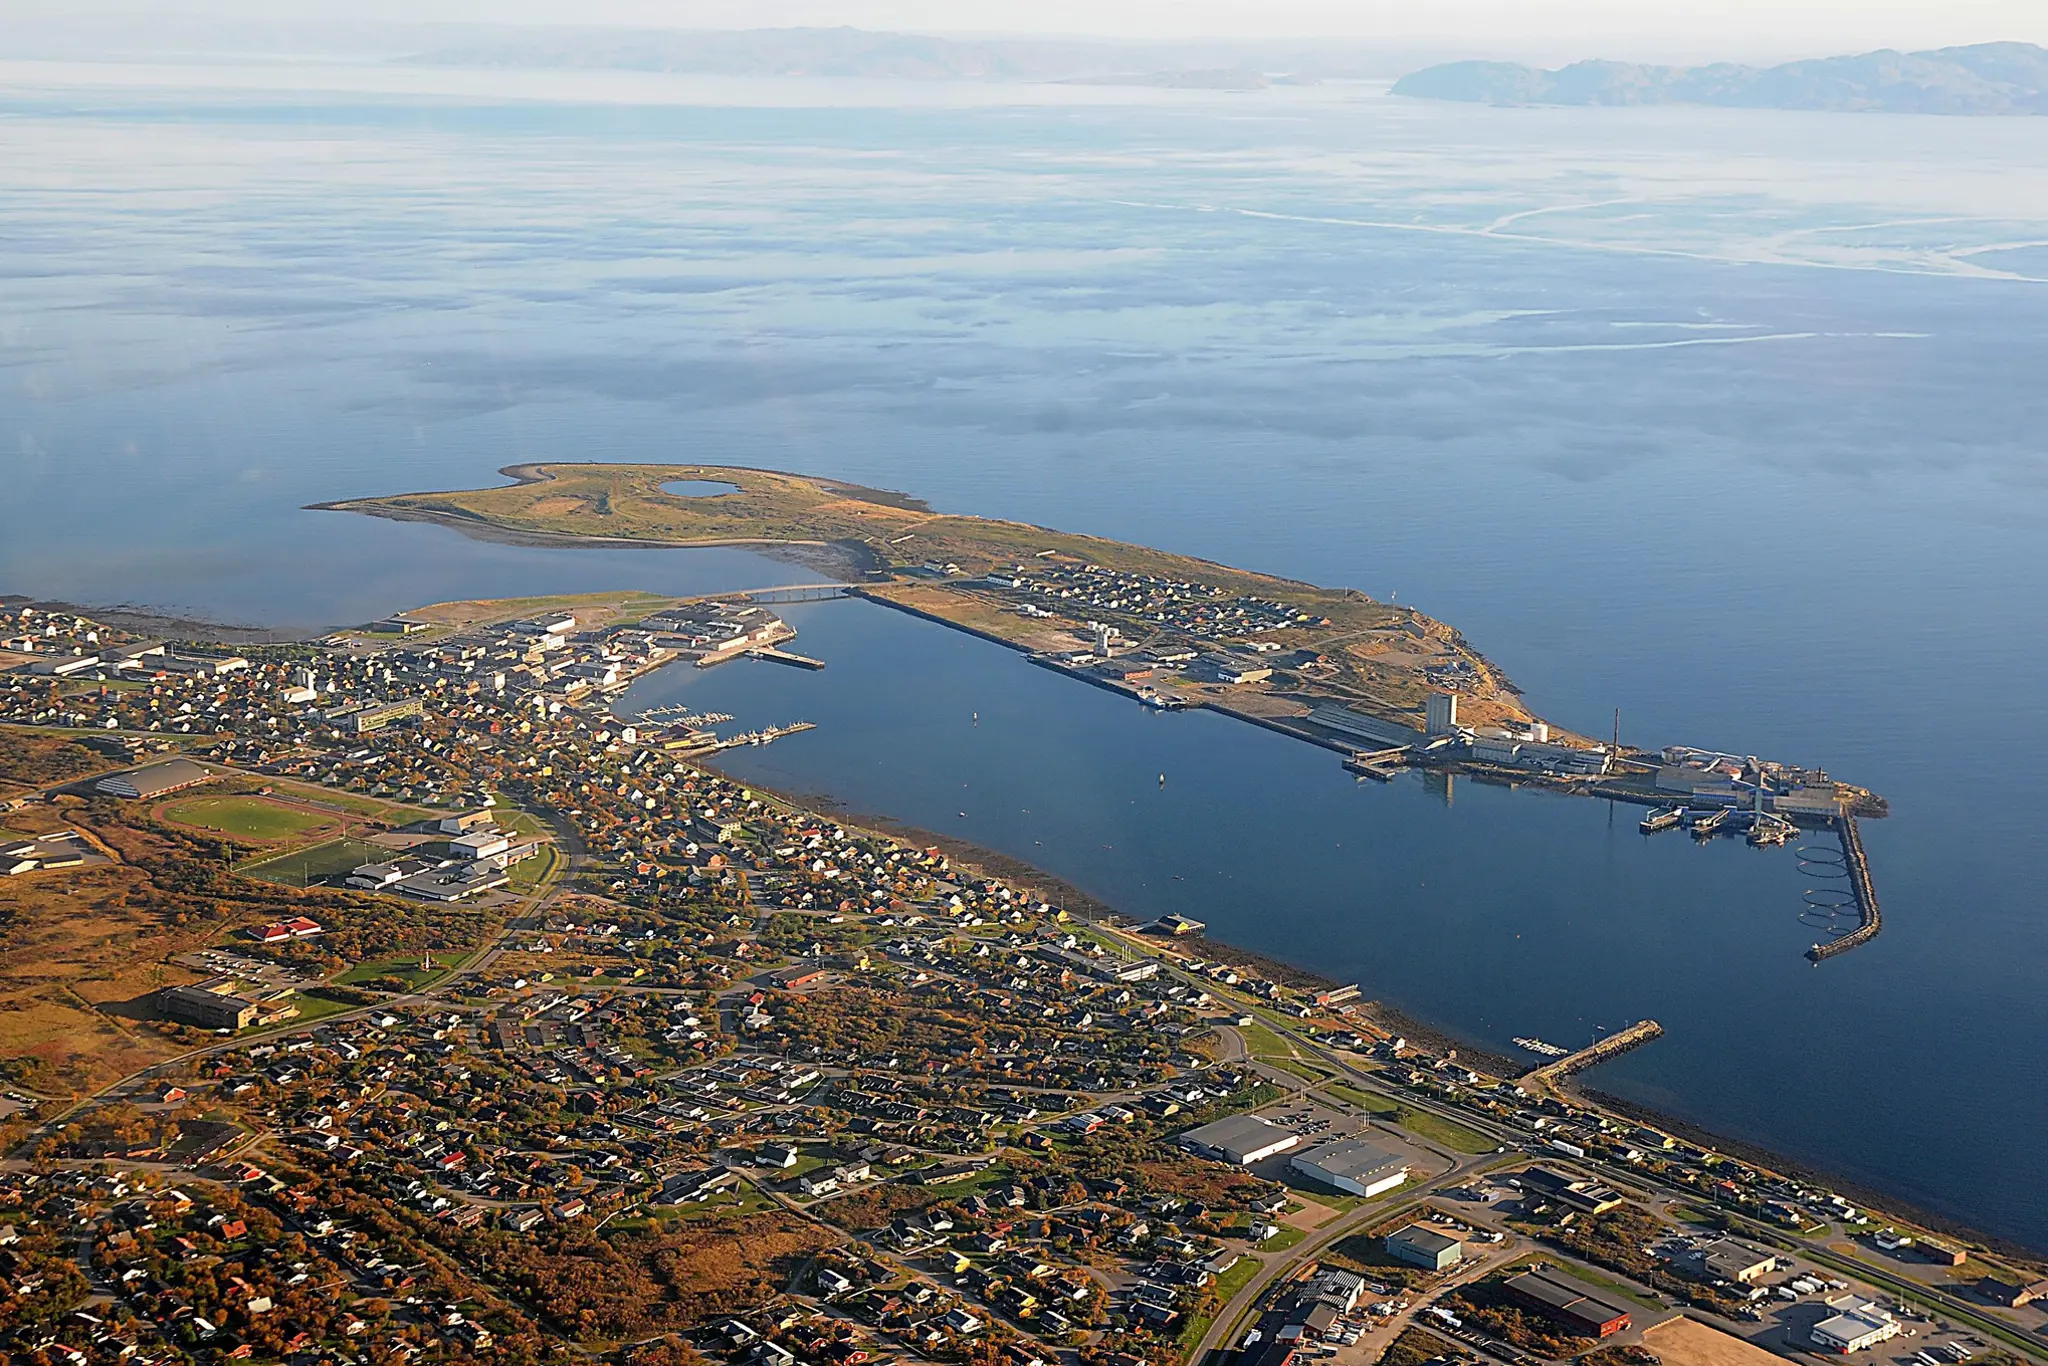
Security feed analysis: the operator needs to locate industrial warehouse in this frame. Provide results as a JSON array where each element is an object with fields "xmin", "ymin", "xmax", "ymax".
[
  {"xmin": 1178, "ymin": 1113, "xmax": 1300, "ymax": 1165},
  {"xmin": 1288, "ymin": 1137, "xmax": 1411, "ymax": 1197},
  {"xmin": 1811, "ymin": 1296, "xmax": 1903, "ymax": 1353},
  {"xmin": 1384, "ymin": 1222, "xmax": 1464, "ymax": 1271},
  {"xmin": 1504, "ymin": 1269, "xmax": 1634, "ymax": 1338}
]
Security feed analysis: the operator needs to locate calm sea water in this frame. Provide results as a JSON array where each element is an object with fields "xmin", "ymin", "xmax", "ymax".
[{"xmin": 5, "ymin": 59, "xmax": 2048, "ymax": 1243}]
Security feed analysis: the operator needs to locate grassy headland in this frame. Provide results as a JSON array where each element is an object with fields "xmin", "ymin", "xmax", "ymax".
[{"xmin": 320, "ymin": 463, "xmax": 1539, "ymax": 734}]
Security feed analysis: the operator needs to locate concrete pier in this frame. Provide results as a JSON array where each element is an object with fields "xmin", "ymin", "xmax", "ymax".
[
  {"xmin": 745, "ymin": 646, "xmax": 826, "ymax": 670},
  {"xmin": 1521, "ymin": 1019, "xmax": 1664, "ymax": 1094},
  {"xmin": 1808, "ymin": 813, "xmax": 1882, "ymax": 963}
]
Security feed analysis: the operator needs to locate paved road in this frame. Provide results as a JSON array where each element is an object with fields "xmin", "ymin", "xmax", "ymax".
[
  {"xmin": 1179, "ymin": 988, "xmax": 2047, "ymax": 1365},
  {"xmin": 1194, "ymin": 1198, "xmax": 1387, "ymax": 1363},
  {"xmin": 16, "ymin": 788, "xmax": 2041, "ymax": 1366},
  {"xmin": 1192, "ymin": 1140, "xmax": 1496, "ymax": 1366},
  {"xmin": 8, "ymin": 793, "xmax": 583, "ymax": 1160},
  {"xmin": 1359, "ymin": 1240, "xmax": 1525, "ymax": 1366},
  {"xmin": 1114, "ymin": 939, "xmax": 2043, "ymax": 1366}
]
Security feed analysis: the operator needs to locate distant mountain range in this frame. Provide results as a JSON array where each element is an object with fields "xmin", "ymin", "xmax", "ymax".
[{"xmin": 1392, "ymin": 42, "xmax": 2048, "ymax": 114}]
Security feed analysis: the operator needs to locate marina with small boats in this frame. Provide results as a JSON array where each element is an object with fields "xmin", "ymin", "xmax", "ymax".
[
  {"xmin": 635, "ymin": 707, "xmax": 734, "ymax": 726},
  {"xmin": 1514, "ymin": 1036, "xmax": 1571, "ymax": 1057}
]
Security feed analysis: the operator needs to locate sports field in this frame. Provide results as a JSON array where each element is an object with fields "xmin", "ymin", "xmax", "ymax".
[
  {"xmin": 239, "ymin": 836, "xmax": 390, "ymax": 887},
  {"xmin": 160, "ymin": 795, "xmax": 334, "ymax": 842}
]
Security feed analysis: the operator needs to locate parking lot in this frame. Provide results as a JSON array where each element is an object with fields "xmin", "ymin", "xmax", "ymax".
[{"xmin": 172, "ymin": 948, "xmax": 313, "ymax": 989}]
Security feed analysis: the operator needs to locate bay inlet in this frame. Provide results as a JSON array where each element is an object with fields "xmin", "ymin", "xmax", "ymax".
[{"xmin": 619, "ymin": 595, "xmax": 2048, "ymax": 1251}]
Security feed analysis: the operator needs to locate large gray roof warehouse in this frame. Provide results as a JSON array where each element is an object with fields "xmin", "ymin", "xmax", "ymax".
[
  {"xmin": 1289, "ymin": 1137, "xmax": 1411, "ymax": 1197},
  {"xmin": 1178, "ymin": 1113, "xmax": 1299, "ymax": 1165}
]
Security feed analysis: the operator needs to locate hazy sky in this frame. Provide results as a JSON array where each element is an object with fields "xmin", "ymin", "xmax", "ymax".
[{"xmin": 10, "ymin": 0, "xmax": 2047, "ymax": 57}]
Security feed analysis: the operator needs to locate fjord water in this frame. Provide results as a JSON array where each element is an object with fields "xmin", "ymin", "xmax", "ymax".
[{"xmin": 6, "ymin": 60, "xmax": 2048, "ymax": 1242}]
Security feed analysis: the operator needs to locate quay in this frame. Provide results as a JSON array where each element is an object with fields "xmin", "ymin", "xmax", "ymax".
[
  {"xmin": 1342, "ymin": 746, "xmax": 1412, "ymax": 782},
  {"xmin": 1520, "ymin": 1019, "xmax": 1663, "ymax": 1094},
  {"xmin": 745, "ymin": 646, "xmax": 826, "ymax": 670},
  {"xmin": 708, "ymin": 721, "xmax": 816, "ymax": 751},
  {"xmin": 739, "ymin": 583, "xmax": 853, "ymax": 604},
  {"xmin": 1809, "ymin": 812, "xmax": 1882, "ymax": 963}
]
